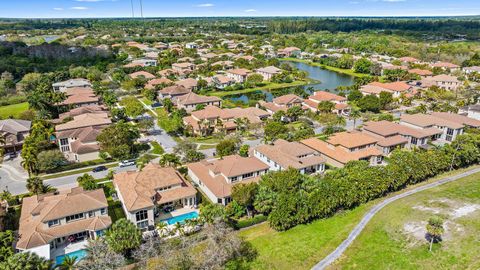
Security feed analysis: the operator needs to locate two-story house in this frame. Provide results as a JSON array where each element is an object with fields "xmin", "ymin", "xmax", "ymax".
[
  {"xmin": 114, "ymin": 164, "xmax": 197, "ymax": 230},
  {"xmin": 188, "ymin": 155, "xmax": 270, "ymax": 205},
  {"xmin": 0, "ymin": 119, "xmax": 31, "ymax": 153},
  {"xmin": 15, "ymin": 187, "xmax": 111, "ymax": 261},
  {"xmin": 400, "ymin": 113, "xmax": 464, "ymax": 143},
  {"xmin": 52, "ymin": 79, "xmax": 92, "ymax": 93},
  {"xmin": 226, "ymin": 68, "xmax": 251, "ymax": 83}
]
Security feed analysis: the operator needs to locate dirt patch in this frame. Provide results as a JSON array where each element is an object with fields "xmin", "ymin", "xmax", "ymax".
[{"xmin": 413, "ymin": 198, "xmax": 480, "ymax": 219}]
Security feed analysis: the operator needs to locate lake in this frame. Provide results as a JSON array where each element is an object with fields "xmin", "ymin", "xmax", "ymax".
[{"xmin": 225, "ymin": 61, "xmax": 355, "ymax": 104}]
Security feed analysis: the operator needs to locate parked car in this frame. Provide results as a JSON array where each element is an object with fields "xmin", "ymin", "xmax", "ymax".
[
  {"xmin": 119, "ymin": 159, "xmax": 136, "ymax": 167},
  {"xmin": 92, "ymin": 166, "xmax": 107, "ymax": 173},
  {"xmin": 7, "ymin": 152, "xmax": 17, "ymax": 159},
  {"xmin": 151, "ymin": 102, "xmax": 162, "ymax": 108}
]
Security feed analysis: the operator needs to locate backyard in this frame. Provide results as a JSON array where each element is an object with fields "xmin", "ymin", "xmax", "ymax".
[
  {"xmin": 240, "ymin": 166, "xmax": 480, "ymax": 270},
  {"xmin": 0, "ymin": 102, "xmax": 29, "ymax": 118}
]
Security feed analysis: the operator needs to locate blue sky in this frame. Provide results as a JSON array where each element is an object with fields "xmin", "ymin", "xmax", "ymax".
[{"xmin": 1, "ymin": 0, "xmax": 480, "ymax": 18}]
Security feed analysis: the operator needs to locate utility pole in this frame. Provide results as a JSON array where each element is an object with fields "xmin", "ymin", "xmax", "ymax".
[
  {"xmin": 139, "ymin": 0, "xmax": 144, "ymax": 18},
  {"xmin": 131, "ymin": 0, "xmax": 135, "ymax": 17}
]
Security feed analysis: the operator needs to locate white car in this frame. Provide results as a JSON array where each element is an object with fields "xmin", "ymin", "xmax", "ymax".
[{"xmin": 119, "ymin": 160, "xmax": 136, "ymax": 167}]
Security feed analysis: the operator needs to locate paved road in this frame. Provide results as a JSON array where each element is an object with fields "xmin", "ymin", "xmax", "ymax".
[{"xmin": 312, "ymin": 167, "xmax": 480, "ymax": 270}]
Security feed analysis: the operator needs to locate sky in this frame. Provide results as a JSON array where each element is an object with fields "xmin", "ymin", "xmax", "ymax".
[{"xmin": 1, "ymin": 0, "xmax": 480, "ymax": 18}]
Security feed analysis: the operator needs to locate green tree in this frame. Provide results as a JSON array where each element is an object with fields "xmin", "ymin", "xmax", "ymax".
[
  {"xmin": 56, "ymin": 256, "xmax": 78, "ymax": 270},
  {"xmin": 0, "ymin": 252, "xmax": 51, "ymax": 270},
  {"xmin": 285, "ymin": 106, "xmax": 303, "ymax": 121},
  {"xmin": 216, "ymin": 139, "xmax": 238, "ymax": 157},
  {"xmin": 264, "ymin": 121, "xmax": 288, "ymax": 142},
  {"xmin": 77, "ymin": 174, "xmax": 97, "ymax": 191},
  {"xmin": 37, "ymin": 150, "xmax": 67, "ymax": 172},
  {"xmin": 232, "ymin": 183, "xmax": 258, "ymax": 217},
  {"xmin": 239, "ymin": 144, "xmax": 250, "ymax": 157},
  {"xmin": 357, "ymin": 94, "xmax": 381, "ymax": 113},
  {"xmin": 105, "ymin": 219, "xmax": 142, "ymax": 255},
  {"xmin": 159, "ymin": 153, "xmax": 181, "ymax": 167},
  {"xmin": 426, "ymin": 216, "xmax": 444, "ymax": 252},
  {"xmin": 0, "ymin": 230, "xmax": 14, "ymax": 262},
  {"xmin": 317, "ymin": 101, "xmax": 335, "ymax": 113},
  {"xmin": 97, "ymin": 121, "xmax": 140, "ymax": 160},
  {"xmin": 200, "ymin": 204, "xmax": 226, "ymax": 224},
  {"xmin": 247, "ymin": 73, "xmax": 264, "ymax": 85},
  {"xmin": 379, "ymin": 91, "xmax": 393, "ymax": 109},
  {"xmin": 350, "ymin": 108, "xmax": 361, "ymax": 129},
  {"xmin": 26, "ymin": 177, "xmax": 51, "ymax": 195},
  {"xmin": 347, "ymin": 89, "xmax": 363, "ymax": 102},
  {"xmin": 119, "ymin": 96, "xmax": 146, "ymax": 118},
  {"xmin": 353, "ymin": 58, "xmax": 373, "ymax": 74}
]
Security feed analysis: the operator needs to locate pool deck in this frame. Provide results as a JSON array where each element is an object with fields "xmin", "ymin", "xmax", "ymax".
[{"xmin": 52, "ymin": 240, "xmax": 87, "ymax": 259}]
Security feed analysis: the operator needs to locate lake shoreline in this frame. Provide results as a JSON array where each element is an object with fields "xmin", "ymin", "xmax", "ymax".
[{"xmin": 280, "ymin": 57, "xmax": 369, "ymax": 78}]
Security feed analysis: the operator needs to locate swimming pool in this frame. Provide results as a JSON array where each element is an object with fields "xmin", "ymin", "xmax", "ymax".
[
  {"xmin": 161, "ymin": 211, "xmax": 199, "ymax": 225},
  {"xmin": 55, "ymin": 249, "xmax": 87, "ymax": 266}
]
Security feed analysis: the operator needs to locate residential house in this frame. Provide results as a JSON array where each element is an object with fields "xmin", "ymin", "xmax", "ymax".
[
  {"xmin": 59, "ymin": 87, "xmax": 100, "ymax": 108},
  {"xmin": 400, "ymin": 113, "xmax": 464, "ymax": 143},
  {"xmin": 130, "ymin": 58, "xmax": 158, "ymax": 67},
  {"xmin": 226, "ymin": 68, "xmax": 251, "ymax": 83},
  {"xmin": 185, "ymin": 42, "xmax": 199, "ymax": 49},
  {"xmin": 420, "ymin": 74, "xmax": 461, "ymax": 91},
  {"xmin": 183, "ymin": 105, "xmax": 269, "ymax": 136},
  {"xmin": 129, "ymin": 71, "xmax": 156, "ymax": 80},
  {"xmin": 278, "ymin": 47, "xmax": 301, "ymax": 58},
  {"xmin": 52, "ymin": 105, "xmax": 108, "ymax": 124},
  {"xmin": 408, "ymin": 69, "xmax": 433, "ymax": 77},
  {"xmin": 303, "ymin": 91, "xmax": 350, "ymax": 115},
  {"xmin": 172, "ymin": 62, "xmax": 196, "ymax": 74},
  {"xmin": 16, "ymin": 187, "xmax": 111, "ymax": 260},
  {"xmin": 360, "ymin": 81, "xmax": 412, "ymax": 98},
  {"xmin": 463, "ymin": 66, "xmax": 480, "ymax": 75},
  {"xmin": 158, "ymin": 85, "xmax": 191, "ymax": 99},
  {"xmin": 175, "ymin": 92, "xmax": 222, "ymax": 113},
  {"xmin": 431, "ymin": 112, "xmax": 480, "ymax": 129},
  {"xmin": 459, "ymin": 104, "xmax": 480, "ymax": 121},
  {"xmin": 52, "ymin": 79, "xmax": 92, "ymax": 93},
  {"xmin": 55, "ymin": 113, "xmax": 111, "ymax": 162},
  {"xmin": 258, "ymin": 94, "xmax": 304, "ymax": 114},
  {"xmin": 301, "ymin": 132, "xmax": 384, "ymax": 168},
  {"xmin": 188, "ymin": 155, "xmax": 270, "ymax": 205},
  {"xmin": 175, "ymin": 78, "xmax": 198, "ymax": 91},
  {"xmin": 431, "ymin": 62, "xmax": 460, "ymax": 72},
  {"xmin": 398, "ymin": 57, "xmax": 420, "ymax": 65},
  {"xmin": 145, "ymin": 78, "xmax": 173, "ymax": 90},
  {"xmin": 0, "ymin": 119, "xmax": 31, "ymax": 153},
  {"xmin": 212, "ymin": 75, "xmax": 235, "ymax": 89},
  {"xmin": 211, "ymin": 61, "xmax": 234, "ymax": 70},
  {"xmin": 253, "ymin": 139, "xmax": 325, "ymax": 174},
  {"xmin": 256, "ymin": 66, "xmax": 282, "ymax": 81},
  {"xmin": 114, "ymin": 163, "xmax": 197, "ymax": 230}
]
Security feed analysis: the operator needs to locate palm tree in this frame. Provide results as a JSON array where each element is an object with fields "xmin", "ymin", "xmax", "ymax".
[
  {"xmin": 55, "ymin": 256, "xmax": 78, "ymax": 270},
  {"xmin": 156, "ymin": 221, "xmax": 168, "ymax": 237},
  {"xmin": 349, "ymin": 108, "xmax": 361, "ymax": 129},
  {"xmin": 173, "ymin": 222, "xmax": 184, "ymax": 236},
  {"xmin": 26, "ymin": 177, "xmax": 50, "ymax": 195},
  {"xmin": 426, "ymin": 216, "xmax": 444, "ymax": 252},
  {"xmin": 21, "ymin": 146, "xmax": 38, "ymax": 177}
]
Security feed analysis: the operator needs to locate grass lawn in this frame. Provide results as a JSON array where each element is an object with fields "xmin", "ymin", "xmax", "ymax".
[
  {"xmin": 188, "ymin": 136, "xmax": 222, "ymax": 144},
  {"xmin": 41, "ymin": 162, "xmax": 118, "ymax": 180},
  {"xmin": 0, "ymin": 102, "xmax": 29, "ymax": 118},
  {"xmin": 140, "ymin": 97, "xmax": 153, "ymax": 106},
  {"xmin": 240, "ymin": 166, "xmax": 480, "ymax": 270},
  {"xmin": 198, "ymin": 144, "xmax": 216, "ymax": 150},
  {"xmin": 280, "ymin": 58, "xmax": 370, "ymax": 78},
  {"xmin": 150, "ymin": 141, "xmax": 165, "ymax": 155},
  {"xmin": 107, "ymin": 199, "xmax": 126, "ymax": 223},
  {"xmin": 329, "ymin": 170, "xmax": 480, "ymax": 270},
  {"xmin": 206, "ymin": 80, "xmax": 309, "ymax": 98}
]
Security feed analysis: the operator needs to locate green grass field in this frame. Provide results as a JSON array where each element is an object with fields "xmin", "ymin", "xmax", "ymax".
[
  {"xmin": 206, "ymin": 80, "xmax": 309, "ymax": 98},
  {"xmin": 240, "ymin": 167, "xmax": 480, "ymax": 270},
  {"xmin": 0, "ymin": 102, "xmax": 29, "ymax": 118},
  {"xmin": 329, "ymin": 171, "xmax": 480, "ymax": 270}
]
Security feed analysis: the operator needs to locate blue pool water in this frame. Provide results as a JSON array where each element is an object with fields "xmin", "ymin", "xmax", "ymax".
[
  {"xmin": 55, "ymin": 249, "xmax": 87, "ymax": 266},
  {"xmin": 161, "ymin": 211, "xmax": 199, "ymax": 225}
]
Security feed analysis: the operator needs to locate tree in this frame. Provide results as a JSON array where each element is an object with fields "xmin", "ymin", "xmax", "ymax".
[
  {"xmin": 136, "ymin": 118, "xmax": 154, "ymax": 132},
  {"xmin": 357, "ymin": 94, "xmax": 381, "ymax": 113},
  {"xmin": 216, "ymin": 139, "xmax": 237, "ymax": 157},
  {"xmin": 348, "ymin": 89, "xmax": 363, "ymax": 102},
  {"xmin": 285, "ymin": 106, "xmax": 303, "ymax": 121},
  {"xmin": 142, "ymin": 88, "xmax": 156, "ymax": 101},
  {"xmin": 56, "ymin": 255, "xmax": 78, "ymax": 270},
  {"xmin": 232, "ymin": 183, "xmax": 258, "ymax": 217},
  {"xmin": 119, "ymin": 96, "xmax": 145, "ymax": 118},
  {"xmin": 78, "ymin": 238, "xmax": 125, "ymax": 270},
  {"xmin": 26, "ymin": 177, "xmax": 51, "ymax": 195},
  {"xmin": 426, "ymin": 216, "xmax": 444, "ymax": 252},
  {"xmin": 77, "ymin": 174, "xmax": 97, "ymax": 190},
  {"xmin": 105, "ymin": 219, "xmax": 142, "ymax": 256},
  {"xmin": 379, "ymin": 91, "xmax": 393, "ymax": 109},
  {"xmin": 246, "ymin": 73, "xmax": 264, "ymax": 85},
  {"xmin": 350, "ymin": 108, "xmax": 361, "ymax": 129},
  {"xmin": 264, "ymin": 121, "xmax": 288, "ymax": 142},
  {"xmin": 97, "ymin": 121, "xmax": 140, "ymax": 160},
  {"xmin": 200, "ymin": 204, "xmax": 226, "ymax": 224},
  {"xmin": 239, "ymin": 144, "xmax": 250, "ymax": 157},
  {"xmin": 37, "ymin": 150, "xmax": 67, "ymax": 172},
  {"xmin": 159, "ymin": 153, "xmax": 181, "ymax": 167},
  {"xmin": 0, "ymin": 230, "xmax": 14, "ymax": 262},
  {"xmin": 0, "ymin": 252, "xmax": 51, "ymax": 270},
  {"xmin": 317, "ymin": 101, "xmax": 335, "ymax": 113},
  {"xmin": 163, "ymin": 98, "xmax": 174, "ymax": 113},
  {"xmin": 353, "ymin": 58, "xmax": 373, "ymax": 74}
]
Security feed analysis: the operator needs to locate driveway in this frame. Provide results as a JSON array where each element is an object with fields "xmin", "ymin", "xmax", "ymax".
[{"xmin": 311, "ymin": 167, "xmax": 480, "ymax": 270}]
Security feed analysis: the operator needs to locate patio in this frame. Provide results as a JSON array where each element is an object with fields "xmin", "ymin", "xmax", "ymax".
[
  {"xmin": 51, "ymin": 239, "xmax": 88, "ymax": 258},
  {"xmin": 156, "ymin": 207, "xmax": 197, "ymax": 223}
]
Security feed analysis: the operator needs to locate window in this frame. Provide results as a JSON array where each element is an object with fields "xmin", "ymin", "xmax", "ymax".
[
  {"xmin": 135, "ymin": 210, "xmax": 148, "ymax": 222},
  {"xmin": 61, "ymin": 146, "xmax": 70, "ymax": 152},
  {"xmin": 231, "ymin": 176, "xmax": 238, "ymax": 182},
  {"xmin": 137, "ymin": 220, "xmax": 148, "ymax": 229},
  {"xmin": 48, "ymin": 219, "xmax": 59, "ymax": 227},
  {"xmin": 447, "ymin": 128, "xmax": 454, "ymax": 136},
  {"xmin": 66, "ymin": 213, "xmax": 85, "ymax": 223},
  {"xmin": 242, "ymin": 172, "xmax": 254, "ymax": 179},
  {"xmin": 88, "ymin": 211, "xmax": 95, "ymax": 218},
  {"xmin": 411, "ymin": 138, "xmax": 418, "ymax": 145},
  {"xmin": 100, "ymin": 208, "xmax": 107, "ymax": 215},
  {"xmin": 59, "ymin": 138, "xmax": 69, "ymax": 146}
]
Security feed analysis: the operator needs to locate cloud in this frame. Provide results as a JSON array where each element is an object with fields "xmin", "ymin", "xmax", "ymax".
[
  {"xmin": 244, "ymin": 9, "xmax": 258, "ymax": 13},
  {"xmin": 71, "ymin": 6, "xmax": 89, "ymax": 10},
  {"xmin": 53, "ymin": 7, "xmax": 64, "ymax": 11},
  {"xmin": 196, "ymin": 3, "xmax": 214, "ymax": 7}
]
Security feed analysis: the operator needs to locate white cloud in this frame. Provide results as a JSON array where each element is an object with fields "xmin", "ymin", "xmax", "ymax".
[
  {"xmin": 244, "ymin": 9, "xmax": 258, "ymax": 13},
  {"xmin": 53, "ymin": 7, "xmax": 64, "ymax": 11},
  {"xmin": 196, "ymin": 3, "xmax": 214, "ymax": 7},
  {"xmin": 71, "ymin": 6, "xmax": 89, "ymax": 10}
]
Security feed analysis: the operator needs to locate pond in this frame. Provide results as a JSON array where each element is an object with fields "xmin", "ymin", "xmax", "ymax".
[{"xmin": 225, "ymin": 61, "xmax": 355, "ymax": 104}]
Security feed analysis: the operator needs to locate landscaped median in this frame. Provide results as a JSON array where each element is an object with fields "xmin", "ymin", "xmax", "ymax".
[
  {"xmin": 40, "ymin": 161, "xmax": 118, "ymax": 180},
  {"xmin": 239, "ymin": 165, "xmax": 480, "ymax": 270}
]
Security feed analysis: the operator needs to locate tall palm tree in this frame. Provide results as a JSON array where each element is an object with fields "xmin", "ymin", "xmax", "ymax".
[
  {"xmin": 21, "ymin": 151, "xmax": 38, "ymax": 177},
  {"xmin": 55, "ymin": 256, "xmax": 78, "ymax": 270},
  {"xmin": 174, "ymin": 222, "xmax": 184, "ymax": 236},
  {"xmin": 156, "ymin": 221, "xmax": 168, "ymax": 237},
  {"xmin": 349, "ymin": 109, "xmax": 361, "ymax": 129}
]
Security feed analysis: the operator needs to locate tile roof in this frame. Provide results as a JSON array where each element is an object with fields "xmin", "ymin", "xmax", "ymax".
[
  {"xmin": 227, "ymin": 68, "xmax": 251, "ymax": 76},
  {"xmin": 401, "ymin": 113, "xmax": 464, "ymax": 129},
  {"xmin": 175, "ymin": 78, "xmax": 198, "ymax": 90},
  {"xmin": 0, "ymin": 119, "xmax": 31, "ymax": 135},
  {"xmin": 17, "ymin": 188, "xmax": 110, "ymax": 250},
  {"xmin": 175, "ymin": 92, "xmax": 221, "ymax": 106},
  {"xmin": 273, "ymin": 94, "xmax": 303, "ymax": 105},
  {"xmin": 55, "ymin": 113, "xmax": 111, "ymax": 131},
  {"xmin": 431, "ymin": 112, "xmax": 480, "ymax": 128},
  {"xmin": 256, "ymin": 66, "xmax": 282, "ymax": 74},
  {"xmin": 113, "ymin": 164, "xmax": 196, "ymax": 212},
  {"xmin": 363, "ymin": 120, "xmax": 435, "ymax": 139},
  {"xmin": 327, "ymin": 131, "xmax": 378, "ymax": 149},
  {"xmin": 159, "ymin": 85, "xmax": 191, "ymax": 96},
  {"xmin": 129, "ymin": 71, "xmax": 156, "ymax": 79}
]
